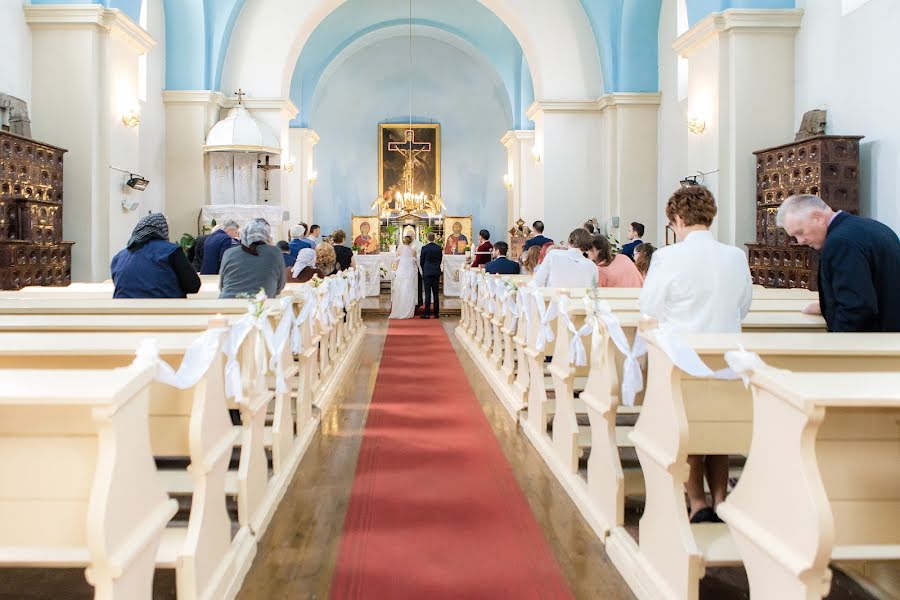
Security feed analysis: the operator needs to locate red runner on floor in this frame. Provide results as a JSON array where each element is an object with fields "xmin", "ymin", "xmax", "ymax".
[{"xmin": 331, "ymin": 320, "xmax": 572, "ymax": 599}]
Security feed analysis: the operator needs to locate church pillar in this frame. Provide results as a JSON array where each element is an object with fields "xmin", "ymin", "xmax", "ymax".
[
  {"xmin": 162, "ymin": 91, "xmax": 225, "ymax": 241},
  {"xmin": 500, "ymin": 130, "xmax": 537, "ymax": 228},
  {"xmin": 675, "ymin": 8, "xmax": 803, "ymax": 247},
  {"xmin": 26, "ymin": 5, "xmax": 156, "ymax": 281},
  {"xmin": 526, "ymin": 101, "xmax": 603, "ymax": 239},
  {"xmin": 597, "ymin": 93, "xmax": 661, "ymax": 246},
  {"xmin": 287, "ymin": 128, "xmax": 319, "ymax": 228}
]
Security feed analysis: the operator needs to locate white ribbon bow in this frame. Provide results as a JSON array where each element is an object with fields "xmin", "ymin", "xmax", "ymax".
[
  {"xmin": 587, "ymin": 297, "xmax": 647, "ymax": 407},
  {"xmin": 535, "ymin": 295, "xmax": 559, "ymax": 353},
  {"xmin": 723, "ymin": 348, "xmax": 765, "ymax": 387},
  {"xmin": 557, "ymin": 295, "xmax": 593, "ymax": 367},
  {"xmin": 134, "ymin": 327, "xmax": 226, "ymax": 389}
]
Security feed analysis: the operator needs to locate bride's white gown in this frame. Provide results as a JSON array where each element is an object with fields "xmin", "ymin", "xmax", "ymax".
[{"xmin": 389, "ymin": 244, "xmax": 418, "ymax": 319}]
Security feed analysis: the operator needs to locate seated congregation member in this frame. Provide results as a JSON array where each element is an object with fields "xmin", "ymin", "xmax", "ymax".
[
  {"xmin": 470, "ymin": 229, "xmax": 494, "ymax": 269},
  {"xmin": 532, "ymin": 228, "xmax": 596, "ymax": 288},
  {"xmin": 200, "ymin": 220, "xmax": 240, "ymax": 274},
  {"xmin": 484, "ymin": 242, "xmax": 520, "ymax": 275},
  {"xmin": 111, "ymin": 213, "xmax": 201, "ymax": 299},
  {"xmin": 777, "ymin": 194, "xmax": 900, "ymax": 332},
  {"xmin": 277, "ymin": 240, "xmax": 296, "ymax": 268},
  {"xmin": 219, "ymin": 219, "xmax": 285, "ymax": 299},
  {"xmin": 289, "ymin": 224, "xmax": 313, "ymax": 258},
  {"xmin": 188, "ymin": 231, "xmax": 208, "ymax": 271},
  {"xmin": 316, "ymin": 242, "xmax": 337, "ymax": 276},
  {"xmin": 620, "ymin": 221, "xmax": 644, "ymax": 261},
  {"xmin": 331, "ymin": 229, "xmax": 356, "ymax": 271},
  {"xmin": 634, "ymin": 242, "xmax": 656, "ymax": 279},
  {"xmin": 523, "ymin": 220, "xmax": 553, "ymax": 251},
  {"xmin": 520, "ymin": 245, "xmax": 541, "ymax": 275},
  {"xmin": 304, "ymin": 224, "xmax": 321, "ymax": 249},
  {"xmin": 639, "ymin": 185, "xmax": 752, "ymax": 524},
  {"xmin": 588, "ymin": 235, "xmax": 643, "ymax": 287},
  {"xmin": 291, "ymin": 248, "xmax": 325, "ymax": 283}
]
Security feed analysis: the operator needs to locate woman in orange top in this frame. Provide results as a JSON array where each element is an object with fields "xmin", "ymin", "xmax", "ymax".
[{"xmin": 588, "ymin": 235, "xmax": 643, "ymax": 287}]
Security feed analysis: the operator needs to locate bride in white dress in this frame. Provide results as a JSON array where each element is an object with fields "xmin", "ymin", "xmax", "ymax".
[{"xmin": 389, "ymin": 235, "xmax": 419, "ymax": 319}]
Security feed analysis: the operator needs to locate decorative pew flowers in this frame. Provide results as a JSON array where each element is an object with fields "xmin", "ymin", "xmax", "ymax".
[
  {"xmin": 237, "ymin": 287, "xmax": 268, "ymax": 318},
  {"xmin": 310, "ymin": 275, "xmax": 324, "ymax": 288},
  {"xmin": 379, "ymin": 264, "xmax": 388, "ymax": 278}
]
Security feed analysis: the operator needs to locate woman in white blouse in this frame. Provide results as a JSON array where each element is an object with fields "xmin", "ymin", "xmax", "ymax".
[{"xmin": 639, "ymin": 185, "xmax": 752, "ymax": 523}]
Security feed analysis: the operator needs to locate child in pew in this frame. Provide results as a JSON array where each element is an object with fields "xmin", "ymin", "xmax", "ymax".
[
  {"xmin": 111, "ymin": 213, "xmax": 201, "ymax": 299},
  {"xmin": 639, "ymin": 185, "xmax": 753, "ymax": 524}
]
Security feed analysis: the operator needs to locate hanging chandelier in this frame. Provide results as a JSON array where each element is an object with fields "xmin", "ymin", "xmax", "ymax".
[{"xmin": 371, "ymin": 0, "xmax": 444, "ymax": 219}]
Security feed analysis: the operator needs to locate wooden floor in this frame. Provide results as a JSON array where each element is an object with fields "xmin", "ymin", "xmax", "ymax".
[{"xmin": 236, "ymin": 316, "xmax": 633, "ymax": 599}]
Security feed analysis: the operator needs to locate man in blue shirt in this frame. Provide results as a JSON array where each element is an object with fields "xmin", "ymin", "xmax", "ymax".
[
  {"xmin": 200, "ymin": 220, "xmax": 240, "ymax": 274},
  {"xmin": 620, "ymin": 221, "xmax": 644, "ymax": 261},
  {"xmin": 289, "ymin": 224, "xmax": 313, "ymax": 258},
  {"xmin": 523, "ymin": 220, "xmax": 553, "ymax": 252},
  {"xmin": 484, "ymin": 242, "xmax": 521, "ymax": 275}
]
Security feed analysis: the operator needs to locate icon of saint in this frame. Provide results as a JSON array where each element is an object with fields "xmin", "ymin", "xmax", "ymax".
[
  {"xmin": 354, "ymin": 221, "xmax": 380, "ymax": 255},
  {"xmin": 443, "ymin": 221, "xmax": 468, "ymax": 255}
]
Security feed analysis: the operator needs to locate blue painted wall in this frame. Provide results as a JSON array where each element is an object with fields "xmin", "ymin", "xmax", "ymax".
[
  {"xmin": 309, "ymin": 35, "xmax": 511, "ymax": 245},
  {"xmin": 686, "ymin": 0, "xmax": 795, "ymax": 26},
  {"xmin": 32, "ymin": 0, "xmax": 143, "ymax": 22}
]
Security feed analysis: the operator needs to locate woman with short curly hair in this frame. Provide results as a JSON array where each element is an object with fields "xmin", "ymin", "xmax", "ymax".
[
  {"xmin": 639, "ymin": 185, "xmax": 752, "ymax": 524},
  {"xmin": 315, "ymin": 242, "xmax": 337, "ymax": 276}
]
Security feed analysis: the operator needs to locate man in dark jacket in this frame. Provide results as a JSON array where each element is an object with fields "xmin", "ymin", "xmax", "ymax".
[
  {"xmin": 778, "ymin": 194, "xmax": 900, "ymax": 332},
  {"xmin": 419, "ymin": 232, "xmax": 443, "ymax": 319},
  {"xmin": 484, "ymin": 242, "xmax": 521, "ymax": 275},
  {"xmin": 200, "ymin": 220, "xmax": 240, "ymax": 275},
  {"xmin": 523, "ymin": 220, "xmax": 553, "ymax": 251}
]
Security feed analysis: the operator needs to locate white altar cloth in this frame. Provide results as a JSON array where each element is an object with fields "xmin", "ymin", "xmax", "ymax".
[
  {"xmin": 355, "ymin": 253, "xmax": 396, "ymax": 297},
  {"xmin": 443, "ymin": 254, "xmax": 469, "ymax": 297},
  {"xmin": 201, "ymin": 204, "xmax": 285, "ymax": 228}
]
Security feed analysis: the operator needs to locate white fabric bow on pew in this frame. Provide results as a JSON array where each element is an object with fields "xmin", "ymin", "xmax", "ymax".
[
  {"xmin": 641, "ymin": 325, "xmax": 739, "ymax": 382},
  {"xmin": 134, "ymin": 327, "xmax": 227, "ymax": 389},
  {"xmin": 586, "ymin": 297, "xmax": 647, "ymax": 408},
  {"xmin": 557, "ymin": 295, "xmax": 593, "ymax": 367},
  {"xmin": 535, "ymin": 294, "xmax": 559, "ymax": 353},
  {"xmin": 292, "ymin": 286, "xmax": 319, "ymax": 354},
  {"xmin": 264, "ymin": 296, "xmax": 296, "ymax": 395},
  {"xmin": 723, "ymin": 348, "xmax": 766, "ymax": 386}
]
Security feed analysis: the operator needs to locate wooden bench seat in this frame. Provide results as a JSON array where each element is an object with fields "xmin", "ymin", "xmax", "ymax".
[
  {"xmin": 611, "ymin": 329, "xmax": 900, "ymax": 600},
  {"xmin": 0, "ymin": 364, "xmax": 177, "ymax": 599},
  {"xmin": 717, "ymin": 368, "xmax": 900, "ymax": 600}
]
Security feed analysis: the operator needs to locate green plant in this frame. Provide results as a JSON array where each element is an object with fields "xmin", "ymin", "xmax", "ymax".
[
  {"xmin": 420, "ymin": 225, "xmax": 434, "ymax": 242},
  {"xmin": 351, "ymin": 244, "xmax": 361, "ymax": 252},
  {"xmin": 385, "ymin": 224, "xmax": 399, "ymax": 246},
  {"xmin": 607, "ymin": 233, "xmax": 621, "ymax": 255},
  {"xmin": 178, "ymin": 233, "xmax": 196, "ymax": 256}
]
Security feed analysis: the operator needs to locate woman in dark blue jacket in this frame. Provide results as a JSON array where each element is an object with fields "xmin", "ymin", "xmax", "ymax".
[{"xmin": 111, "ymin": 213, "xmax": 201, "ymax": 298}]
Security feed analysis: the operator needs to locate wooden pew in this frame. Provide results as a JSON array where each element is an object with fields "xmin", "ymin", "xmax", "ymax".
[
  {"xmin": 0, "ymin": 326, "xmax": 259, "ymax": 599},
  {"xmin": 0, "ymin": 363, "xmax": 177, "ymax": 600},
  {"xmin": 0, "ymin": 298, "xmax": 258, "ymax": 315},
  {"xmin": 717, "ymin": 367, "xmax": 900, "ymax": 600},
  {"xmin": 611, "ymin": 327, "xmax": 900, "ymax": 600}
]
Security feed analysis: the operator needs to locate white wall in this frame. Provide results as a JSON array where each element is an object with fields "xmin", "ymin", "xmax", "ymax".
[
  {"xmin": 138, "ymin": 0, "xmax": 167, "ymax": 222},
  {"xmin": 795, "ymin": 0, "xmax": 900, "ymax": 232},
  {"xmin": 309, "ymin": 34, "xmax": 512, "ymax": 242},
  {"xmin": 0, "ymin": 0, "xmax": 31, "ymax": 105},
  {"xmin": 657, "ymin": 0, "xmax": 688, "ymax": 243}
]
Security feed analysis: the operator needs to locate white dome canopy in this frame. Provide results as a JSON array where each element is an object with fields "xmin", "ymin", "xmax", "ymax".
[{"xmin": 203, "ymin": 105, "xmax": 280, "ymax": 154}]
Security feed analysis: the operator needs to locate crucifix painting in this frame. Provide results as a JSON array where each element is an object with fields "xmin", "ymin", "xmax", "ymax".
[{"xmin": 379, "ymin": 123, "xmax": 440, "ymax": 198}]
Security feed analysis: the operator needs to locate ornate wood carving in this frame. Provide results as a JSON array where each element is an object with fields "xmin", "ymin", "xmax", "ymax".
[
  {"xmin": 0, "ymin": 131, "xmax": 73, "ymax": 289},
  {"xmin": 746, "ymin": 135, "xmax": 863, "ymax": 291}
]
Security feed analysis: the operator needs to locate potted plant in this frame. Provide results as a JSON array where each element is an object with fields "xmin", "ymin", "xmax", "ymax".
[{"xmin": 385, "ymin": 224, "xmax": 399, "ymax": 253}]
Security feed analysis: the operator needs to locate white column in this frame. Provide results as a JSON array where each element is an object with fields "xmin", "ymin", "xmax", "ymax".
[
  {"xmin": 500, "ymin": 130, "xmax": 537, "ymax": 227},
  {"xmin": 162, "ymin": 91, "xmax": 225, "ymax": 240},
  {"xmin": 674, "ymin": 9, "xmax": 803, "ymax": 247},
  {"xmin": 526, "ymin": 101, "xmax": 603, "ymax": 239},
  {"xmin": 288, "ymin": 128, "xmax": 319, "ymax": 225},
  {"xmin": 597, "ymin": 93, "xmax": 661, "ymax": 245},
  {"xmin": 27, "ymin": 5, "xmax": 156, "ymax": 281}
]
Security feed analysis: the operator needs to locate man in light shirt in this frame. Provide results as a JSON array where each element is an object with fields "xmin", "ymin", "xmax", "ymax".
[
  {"xmin": 532, "ymin": 228, "xmax": 597, "ymax": 288},
  {"xmin": 639, "ymin": 185, "xmax": 752, "ymax": 524}
]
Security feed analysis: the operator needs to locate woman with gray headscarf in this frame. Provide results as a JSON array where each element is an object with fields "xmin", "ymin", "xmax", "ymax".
[
  {"xmin": 111, "ymin": 213, "xmax": 201, "ymax": 298},
  {"xmin": 219, "ymin": 219, "xmax": 286, "ymax": 298}
]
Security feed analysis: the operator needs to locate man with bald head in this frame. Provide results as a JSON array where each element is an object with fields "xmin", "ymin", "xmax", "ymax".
[{"xmin": 777, "ymin": 194, "xmax": 900, "ymax": 332}]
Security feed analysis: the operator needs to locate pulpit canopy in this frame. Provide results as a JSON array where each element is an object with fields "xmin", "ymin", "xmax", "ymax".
[{"xmin": 203, "ymin": 105, "xmax": 279, "ymax": 155}]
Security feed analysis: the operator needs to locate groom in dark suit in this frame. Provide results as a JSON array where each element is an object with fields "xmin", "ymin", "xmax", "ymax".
[{"xmin": 419, "ymin": 232, "xmax": 443, "ymax": 319}]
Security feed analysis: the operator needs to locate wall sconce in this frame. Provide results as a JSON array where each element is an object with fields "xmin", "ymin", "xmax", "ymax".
[
  {"xmin": 687, "ymin": 113, "xmax": 706, "ymax": 135},
  {"xmin": 530, "ymin": 145, "xmax": 542, "ymax": 163},
  {"xmin": 122, "ymin": 108, "xmax": 141, "ymax": 128},
  {"xmin": 308, "ymin": 170, "xmax": 318, "ymax": 185},
  {"xmin": 503, "ymin": 174, "xmax": 513, "ymax": 190},
  {"xmin": 283, "ymin": 162, "xmax": 295, "ymax": 173}
]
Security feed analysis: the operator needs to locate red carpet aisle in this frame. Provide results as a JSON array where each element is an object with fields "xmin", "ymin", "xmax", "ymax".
[{"xmin": 331, "ymin": 320, "xmax": 573, "ymax": 599}]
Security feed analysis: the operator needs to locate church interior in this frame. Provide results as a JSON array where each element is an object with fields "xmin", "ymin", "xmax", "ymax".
[{"xmin": 0, "ymin": 0, "xmax": 898, "ymax": 598}]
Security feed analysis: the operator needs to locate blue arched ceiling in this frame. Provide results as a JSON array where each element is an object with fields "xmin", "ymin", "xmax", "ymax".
[
  {"xmin": 686, "ymin": 0, "xmax": 795, "ymax": 26},
  {"xmin": 32, "ymin": 0, "xmax": 145, "ymax": 22},
  {"xmin": 289, "ymin": 0, "xmax": 532, "ymax": 129}
]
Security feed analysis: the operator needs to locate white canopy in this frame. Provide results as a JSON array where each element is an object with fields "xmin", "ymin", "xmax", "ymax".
[{"xmin": 203, "ymin": 105, "xmax": 280, "ymax": 154}]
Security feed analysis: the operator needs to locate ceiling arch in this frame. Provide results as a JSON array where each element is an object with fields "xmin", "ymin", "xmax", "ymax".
[{"xmin": 288, "ymin": 0, "xmax": 531, "ymax": 128}]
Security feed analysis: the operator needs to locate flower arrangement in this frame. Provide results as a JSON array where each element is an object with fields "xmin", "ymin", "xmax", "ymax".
[
  {"xmin": 237, "ymin": 287, "xmax": 268, "ymax": 317},
  {"xmin": 379, "ymin": 264, "xmax": 388, "ymax": 278},
  {"xmin": 607, "ymin": 233, "xmax": 622, "ymax": 255},
  {"xmin": 310, "ymin": 275, "xmax": 324, "ymax": 288},
  {"xmin": 351, "ymin": 244, "xmax": 361, "ymax": 253}
]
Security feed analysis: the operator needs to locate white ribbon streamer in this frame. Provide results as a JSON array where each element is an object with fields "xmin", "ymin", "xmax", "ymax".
[
  {"xmin": 643, "ymin": 327, "xmax": 739, "ymax": 381},
  {"xmin": 134, "ymin": 327, "xmax": 226, "ymax": 389},
  {"xmin": 586, "ymin": 297, "xmax": 648, "ymax": 408},
  {"xmin": 557, "ymin": 295, "xmax": 592, "ymax": 367},
  {"xmin": 723, "ymin": 348, "xmax": 766, "ymax": 387},
  {"xmin": 535, "ymin": 295, "xmax": 559, "ymax": 353}
]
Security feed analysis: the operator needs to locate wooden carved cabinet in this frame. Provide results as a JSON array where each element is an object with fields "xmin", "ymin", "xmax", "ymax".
[
  {"xmin": 0, "ymin": 131, "xmax": 74, "ymax": 289},
  {"xmin": 746, "ymin": 135, "xmax": 863, "ymax": 290}
]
